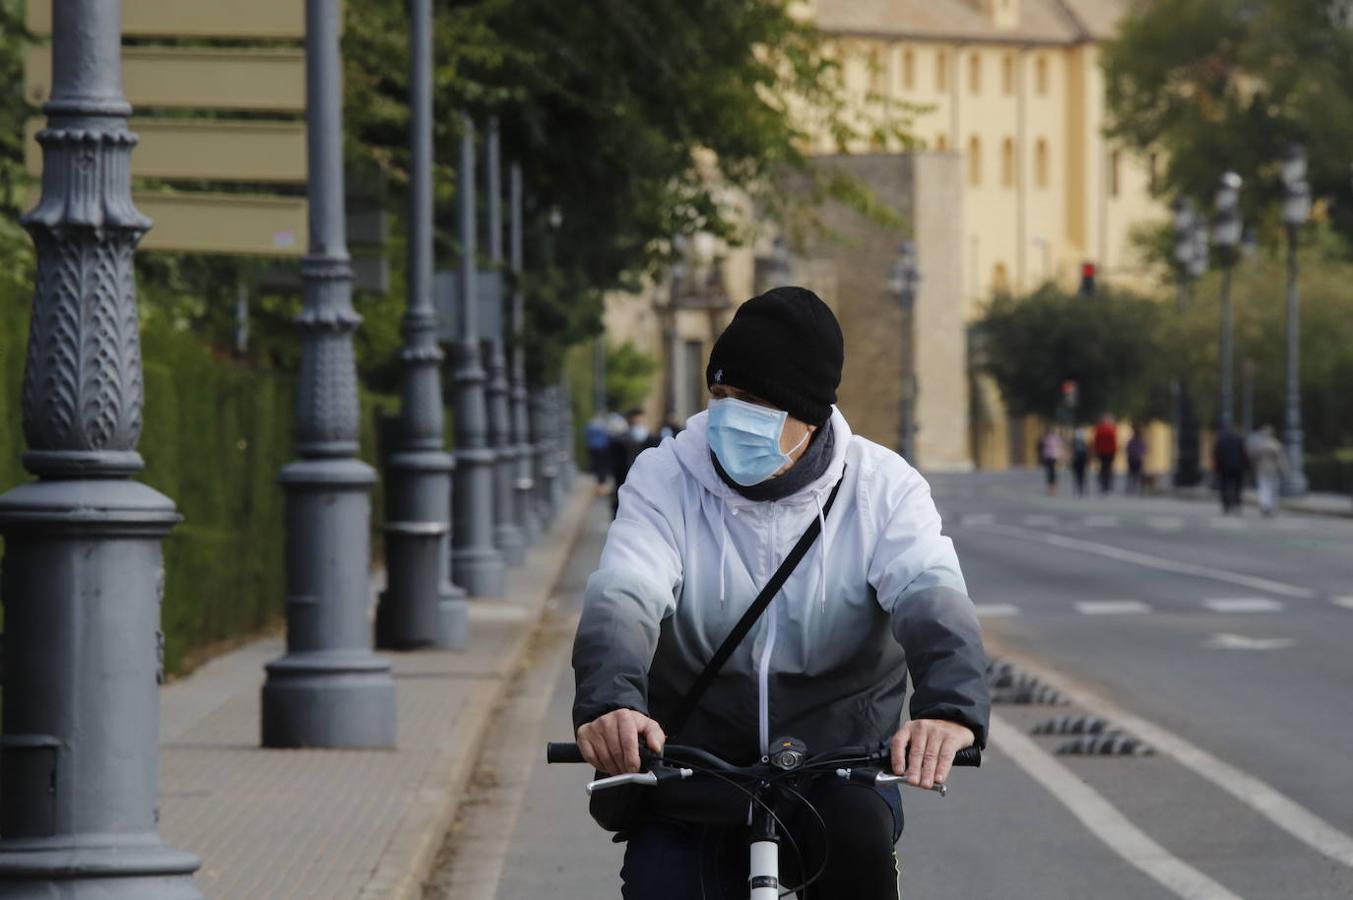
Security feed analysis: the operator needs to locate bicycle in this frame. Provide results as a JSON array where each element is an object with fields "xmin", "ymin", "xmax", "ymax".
[{"xmin": 546, "ymin": 736, "xmax": 981, "ymax": 899}]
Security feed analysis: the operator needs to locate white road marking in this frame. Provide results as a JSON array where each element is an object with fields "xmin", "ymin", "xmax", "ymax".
[
  {"xmin": 1210, "ymin": 517, "xmax": 1247, "ymax": 530},
  {"xmin": 1148, "ymin": 516, "xmax": 1185, "ymax": 531},
  {"xmin": 974, "ymin": 603, "xmax": 1021, "ymax": 617},
  {"xmin": 1204, "ymin": 598, "xmax": 1284, "ymax": 614},
  {"xmin": 1023, "ymin": 514, "xmax": 1059, "ymax": 527},
  {"xmin": 1075, "ymin": 600, "xmax": 1151, "ymax": 615},
  {"xmin": 974, "ymin": 522, "xmax": 1318, "ymax": 599},
  {"xmin": 1084, "ymin": 515, "xmax": 1120, "ymax": 528},
  {"xmin": 959, "ymin": 512, "xmax": 995, "ymax": 527},
  {"xmin": 989, "ymin": 640, "xmax": 1353, "ymax": 871},
  {"xmin": 991, "ymin": 715, "xmax": 1245, "ymax": 900},
  {"xmin": 1272, "ymin": 518, "xmax": 1306, "ymax": 531},
  {"xmin": 1204, "ymin": 632, "xmax": 1297, "ymax": 651},
  {"xmin": 1332, "ymin": 596, "xmax": 1353, "ymax": 611}
]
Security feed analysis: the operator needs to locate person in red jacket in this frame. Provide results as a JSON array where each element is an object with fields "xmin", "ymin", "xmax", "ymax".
[{"xmin": 1093, "ymin": 413, "xmax": 1118, "ymax": 493}]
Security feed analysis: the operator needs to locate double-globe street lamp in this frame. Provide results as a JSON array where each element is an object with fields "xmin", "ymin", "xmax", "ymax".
[
  {"xmin": 1170, "ymin": 197, "xmax": 1208, "ymax": 486},
  {"xmin": 1280, "ymin": 144, "xmax": 1311, "ymax": 495},
  {"xmin": 888, "ymin": 241, "xmax": 921, "ymax": 461},
  {"xmin": 1213, "ymin": 171, "xmax": 1244, "ymax": 432}
]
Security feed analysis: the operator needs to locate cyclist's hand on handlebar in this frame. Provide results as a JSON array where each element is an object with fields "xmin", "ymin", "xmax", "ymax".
[
  {"xmin": 891, "ymin": 719, "xmax": 975, "ymax": 790},
  {"xmin": 576, "ymin": 709, "xmax": 666, "ymax": 776}
]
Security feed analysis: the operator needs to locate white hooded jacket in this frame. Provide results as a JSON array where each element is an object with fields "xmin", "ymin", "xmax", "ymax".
[{"xmin": 571, "ymin": 406, "xmax": 989, "ymax": 766}]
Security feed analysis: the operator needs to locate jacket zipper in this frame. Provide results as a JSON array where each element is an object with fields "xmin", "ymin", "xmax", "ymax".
[{"xmin": 757, "ymin": 505, "xmax": 779, "ymax": 755}]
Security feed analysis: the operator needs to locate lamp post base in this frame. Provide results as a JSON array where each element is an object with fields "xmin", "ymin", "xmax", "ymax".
[
  {"xmin": 0, "ymin": 840, "xmax": 201, "ymax": 900},
  {"xmin": 261, "ymin": 652, "xmax": 397, "ymax": 748}
]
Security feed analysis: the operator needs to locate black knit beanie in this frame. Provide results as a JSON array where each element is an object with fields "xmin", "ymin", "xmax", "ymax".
[{"xmin": 705, "ymin": 286, "xmax": 844, "ymax": 427}]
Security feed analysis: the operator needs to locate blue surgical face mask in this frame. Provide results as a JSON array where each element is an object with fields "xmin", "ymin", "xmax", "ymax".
[{"xmin": 707, "ymin": 397, "xmax": 809, "ymax": 486}]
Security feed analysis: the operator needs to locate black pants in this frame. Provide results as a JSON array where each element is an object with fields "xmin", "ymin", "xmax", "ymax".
[
  {"xmin": 620, "ymin": 779, "xmax": 903, "ymax": 899},
  {"xmin": 1097, "ymin": 453, "xmax": 1114, "ymax": 492},
  {"xmin": 1219, "ymin": 470, "xmax": 1244, "ymax": 512}
]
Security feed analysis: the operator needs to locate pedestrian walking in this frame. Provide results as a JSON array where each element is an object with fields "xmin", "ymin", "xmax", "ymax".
[
  {"xmin": 1248, "ymin": 425, "xmax": 1288, "ymax": 516},
  {"xmin": 658, "ymin": 412, "xmax": 685, "ymax": 441},
  {"xmin": 1213, "ymin": 426, "xmax": 1248, "ymax": 515},
  {"xmin": 1126, "ymin": 427, "xmax": 1147, "ymax": 496},
  {"xmin": 1039, "ymin": 426, "xmax": 1064, "ymax": 496},
  {"xmin": 608, "ymin": 408, "xmax": 659, "ymax": 518},
  {"xmin": 1093, "ymin": 413, "xmax": 1118, "ymax": 494},
  {"xmin": 585, "ymin": 413, "xmax": 612, "ymax": 495},
  {"xmin": 1070, "ymin": 429, "xmax": 1090, "ymax": 496},
  {"xmin": 571, "ymin": 286, "xmax": 988, "ymax": 898}
]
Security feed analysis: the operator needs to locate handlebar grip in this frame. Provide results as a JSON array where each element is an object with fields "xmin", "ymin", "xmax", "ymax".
[
  {"xmin": 953, "ymin": 746, "xmax": 982, "ymax": 767},
  {"xmin": 546, "ymin": 742, "xmax": 586, "ymax": 764}
]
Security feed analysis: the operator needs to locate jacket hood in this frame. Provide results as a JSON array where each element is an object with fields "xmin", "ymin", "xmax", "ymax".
[{"xmin": 670, "ymin": 406, "xmax": 852, "ymax": 509}]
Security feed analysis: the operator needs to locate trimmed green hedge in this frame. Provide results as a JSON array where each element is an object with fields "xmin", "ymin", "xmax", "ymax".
[{"xmin": 1, "ymin": 286, "xmax": 389, "ymax": 675}]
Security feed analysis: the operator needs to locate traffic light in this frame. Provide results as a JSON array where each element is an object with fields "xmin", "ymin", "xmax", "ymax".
[{"xmin": 1079, "ymin": 261, "xmax": 1097, "ymax": 296}]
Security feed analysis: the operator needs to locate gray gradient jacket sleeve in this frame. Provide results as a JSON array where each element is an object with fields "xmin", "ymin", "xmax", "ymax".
[
  {"xmin": 571, "ymin": 451, "xmax": 683, "ymax": 729},
  {"xmin": 866, "ymin": 461, "xmax": 991, "ymax": 748}
]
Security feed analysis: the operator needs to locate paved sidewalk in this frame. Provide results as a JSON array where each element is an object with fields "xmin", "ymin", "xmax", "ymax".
[
  {"xmin": 157, "ymin": 481, "xmax": 596, "ymax": 900},
  {"xmin": 1171, "ymin": 483, "xmax": 1352, "ymax": 517}
]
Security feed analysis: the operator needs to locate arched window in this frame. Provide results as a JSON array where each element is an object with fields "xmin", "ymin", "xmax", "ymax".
[
  {"xmin": 935, "ymin": 133, "xmax": 949, "ymax": 152},
  {"xmin": 1002, "ymin": 54, "xmax": 1015, "ymax": 95},
  {"xmin": 969, "ymin": 53, "xmax": 982, "ymax": 94},
  {"xmin": 1035, "ymin": 55, "xmax": 1049, "ymax": 95},
  {"xmin": 968, "ymin": 136, "xmax": 983, "ymax": 186},
  {"xmin": 1109, "ymin": 149, "xmax": 1122, "ymax": 197},
  {"xmin": 1001, "ymin": 138, "xmax": 1016, "ymax": 188},
  {"xmin": 936, "ymin": 50, "xmax": 949, "ymax": 92},
  {"xmin": 903, "ymin": 47, "xmax": 916, "ymax": 90},
  {"xmin": 1035, "ymin": 139, "xmax": 1050, "ymax": 188}
]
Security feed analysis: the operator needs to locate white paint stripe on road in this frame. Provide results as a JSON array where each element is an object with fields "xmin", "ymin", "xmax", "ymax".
[
  {"xmin": 1075, "ymin": 600, "xmax": 1151, "ymax": 615},
  {"xmin": 1333, "ymin": 596, "xmax": 1353, "ymax": 611},
  {"xmin": 959, "ymin": 512, "xmax": 995, "ymax": 527},
  {"xmin": 974, "ymin": 603, "xmax": 1021, "ymax": 617},
  {"xmin": 1204, "ymin": 598, "xmax": 1284, "ymax": 613},
  {"xmin": 1148, "ymin": 517, "xmax": 1185, "ymax": 531},
  {"xmin": 1210, "ymin": 517, "xmax": 1247, "ymax": 530},
  {"xmin": 1084, "ymin": 515, "xmax": 1121, "ymax": 528},
  {"xmin": 1023, "ymin": 514, "xmax": 1058, "ymax": 527},
  {"xmin": 990, "ymin": 715, "xmax": 1245, "ymax": 900},
  {"xmin": 974, "ymin": 522, "xmax": 1317, "ymax": 599},
  {"xmin": 989, "ymin": 640, "xmax": 1353, "ymax": 872}
]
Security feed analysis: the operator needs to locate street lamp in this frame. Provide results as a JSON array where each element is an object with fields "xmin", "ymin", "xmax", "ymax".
[
  {"xmin": 889, "ymin": 240, "xmax": 921, "ymax": 460},
  {"xmin": 1170, "ymin": 197, "xmax": 1203, "ymax": 486},
  {"xmin": 1280, "ymin": 143, "xmax": 1311, "ymax": 495},
  {"xmin": 1212, "ymin": 171, "xmax": 1244, "ymax": 431}
]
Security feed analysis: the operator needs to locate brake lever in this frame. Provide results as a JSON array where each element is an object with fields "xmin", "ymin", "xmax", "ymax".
[
  {"xmin": 585, "ymin": 764, "xmax": 694, "ymax": 795},
  {"xmin": 835, "ymin": 767, "xmax": 948, "ymax": 798}
]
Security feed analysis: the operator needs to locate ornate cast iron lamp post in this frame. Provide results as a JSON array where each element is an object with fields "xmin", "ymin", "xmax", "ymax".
[
  {"xmin": 1170, "ymin": 197, "xmax": 1206, "ymax": 486},
  {"xmin": 1280, "ymin": 144, "xmax": 1311, "ymax": 495},
  {"xmin": 509, "ymin": 163, "xmax": 539, "ymax": 544},
  {"xmin": 888, "ymin": 240, "xmax": 921, "ymax": 461},
  {"xmin": 1212, "ymin": 171, "xmax": 1243, "ymax": 431}
]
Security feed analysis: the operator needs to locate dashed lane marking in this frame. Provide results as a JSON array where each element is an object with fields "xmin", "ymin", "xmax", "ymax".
[
  {"xmin": 1203, "ymin": 633, "xmax": 1297, "ymax": 651},
  {"xmin": 1084, "ymin": 515, "xmax": 1121, "ymax": 528},
  {"xmin": 974, "ymin": 603, "xmax": 1021, "ymax": 617},
  {"xmin": 1210, "ymin": 517, "xmax": 1248, "ymax": 530},
  {"xmin": 1332, "ymin": 596, "xmax": 1353, "ymax": 611},
  {"xmin": 1023, "ymin": 514, "xmax": 1059, "ymax": 527},
  {"xmin": 1075, "ymin": 600, "xmax": 1152, "ymax": 615},
  {"xmin": 1147, "ymin": 516, "xmax": 1185, "ymax": 531},
  {"xmin": 991, "ymin": 715, "xmax": 1245, "ymax": 900},
  {"xmin": 958, "ymin": 512, "xmax": 995, "ymax": 527},
  {"xmin": 988, "ymin": 639, "xmax": 1353, "ymax": 872},
  {"xmin": 972, "ymin": 522, "xmax": 1318, "ymax": 599},
  {"xmin": 1203, "ymin": 598, "xmax": 1284, "ymax": 614}
]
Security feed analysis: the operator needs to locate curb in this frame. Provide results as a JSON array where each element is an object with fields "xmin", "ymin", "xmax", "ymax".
[{"xmin": 359, "ymin": 483, "xmax": 596, "ymax": 900}]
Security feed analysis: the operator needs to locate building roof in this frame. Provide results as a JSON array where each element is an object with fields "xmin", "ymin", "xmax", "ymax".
[{"xmin": 812, "ymin": 0, "xmax": 1128, "ymax": 45}]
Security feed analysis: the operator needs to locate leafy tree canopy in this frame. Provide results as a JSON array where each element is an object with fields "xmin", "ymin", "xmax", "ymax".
[{"xmin": 1103, "ymin": 0, "xmax": 1353, "ymax": 242}]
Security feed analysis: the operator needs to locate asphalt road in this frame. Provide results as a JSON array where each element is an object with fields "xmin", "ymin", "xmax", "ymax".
[{"xmin": 428, "ymin": 473, "xmax": 1353, "ymax": 900}]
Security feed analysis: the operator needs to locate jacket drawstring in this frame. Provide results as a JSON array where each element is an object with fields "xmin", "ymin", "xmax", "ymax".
[
  {"xmin": 718, "ymin": 501, "xmax": 730, "ymax": 609},
  {"xmin": 814, "ymin": 493, "xmax": 828, "ymax": 611}
]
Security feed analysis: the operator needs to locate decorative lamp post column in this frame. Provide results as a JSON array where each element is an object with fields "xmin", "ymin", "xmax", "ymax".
[
  {"xmin": 1212, "ymin": 171, "xmax": 1244, "ymax": 432},
  {"xmin": 450, "ymin": 115, "xmax": 508, "ymax": 596},
  {"xmin": 508, "ymin": 163, "xmax": 540, "ymax": 544},
  {"xmin": 534, "ymin": 208, "xmax": 564, "ymax": 527},
  {"xmin": 376, "ymin": 0, "xmax": 461, "ymax": 649},
  {"xmin": 0, "ymin": 2, "xmax": 203, "ymax": 894},
  {"xmin": 484, "ymin": 119, "xmax": 526, "ymax": 565},
  {"xmin": 1170, "ymin": 197, "xmax": 1204, "ymax": 486},
  {"xmin": 888, "ymin": 240, "xmax": 921, "ymax": 461},
  {"xmin": 262, "ymin": 0, "xmax": 397, "ymax": 748},
  {"xmin": 1280, "ymin": 144, "xmax": 1311, "ymax": 495}
]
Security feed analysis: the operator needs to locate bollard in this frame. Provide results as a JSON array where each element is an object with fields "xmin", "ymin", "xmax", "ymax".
[
  {"xmin": 0, "ymin": 1, "xmax": 202, "ymax": 895},
  {"xmin": 261, "ymin": 0, "xmax": 397, "ymax": 748}
]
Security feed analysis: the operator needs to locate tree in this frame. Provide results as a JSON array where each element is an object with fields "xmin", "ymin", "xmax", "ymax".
[
  {"xmin": 975, "ymin": 285, "xmax": 1171, "ymax": 424},
  {"xmin": 603, "ymin": 341, "xmax": 659, "ymax": 413},
  {"xmin": 1103, "ymin": 0, "xmax": 1353, "ymax": 241}
]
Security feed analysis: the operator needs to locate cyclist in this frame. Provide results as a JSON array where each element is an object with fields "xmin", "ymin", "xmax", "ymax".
[{"xmin": 571, "ymin": 286, "xmax": 990, "ymax": 898}]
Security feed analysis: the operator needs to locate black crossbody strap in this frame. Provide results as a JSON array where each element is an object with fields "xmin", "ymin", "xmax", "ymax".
[{"xmin": 668, "ymin": 468, "xmax": 847, "ymax": 740}]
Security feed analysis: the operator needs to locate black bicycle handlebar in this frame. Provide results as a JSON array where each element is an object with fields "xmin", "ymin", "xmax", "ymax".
[{"xmin": 546, "ymin": 740, "xmax": 982, "ymax": 769}]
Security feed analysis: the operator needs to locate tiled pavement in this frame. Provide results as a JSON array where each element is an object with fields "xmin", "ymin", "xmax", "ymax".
[{"xmin": 157, "ymin": 482, "xmax": 595, "ymax": 900}]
